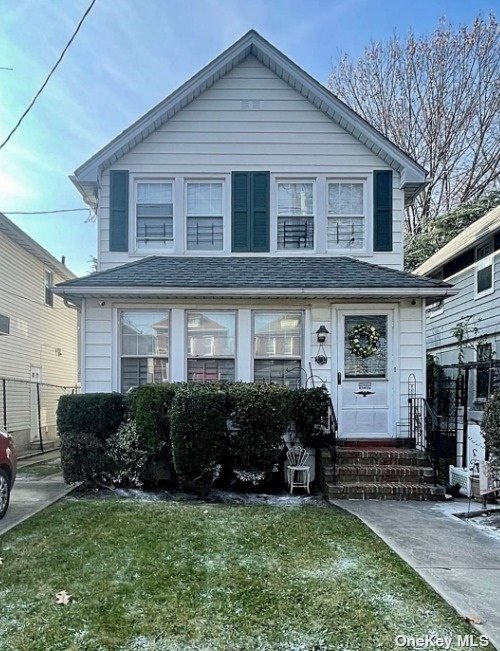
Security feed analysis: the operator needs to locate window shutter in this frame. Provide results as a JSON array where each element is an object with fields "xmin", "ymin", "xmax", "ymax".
[
  {"xmin": 232, "ymin": 172, "xmax": 251, "ymax": 252},
  {"xmin": 251, "ymin": 171, "xmax": 270, "ymax": 252},
  {"xmin": 231, "ymin": 171, "xmax": 269, "ymax": 252},
  {"xmin": 373, "ymin": 170, "xmax": 393, "ymax": 252},
  {"xmin": 109, "ymin": 170, "xmax": 129, "ymax": 252}
]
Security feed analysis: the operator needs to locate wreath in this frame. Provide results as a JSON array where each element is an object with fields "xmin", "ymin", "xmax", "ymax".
[{"xmin": 348, "ymin": 324, "xmax": 380, "ymax": 359}]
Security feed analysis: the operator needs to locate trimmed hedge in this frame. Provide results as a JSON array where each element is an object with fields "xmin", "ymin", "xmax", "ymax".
[
  {"xmin": 129, "ymin": 383, "xmax": 177, "ymax": 455},
  {"xmin": 57, "ymin": 393, "xmax": 128, "ymax": 441},
  {"xmin": 291, "ymin": 386, "xmax": 329, "ymax": 447},
  {"xmin": 170, "ymin": 384, "xmax": 227, "ymax": 493},
  {"xmin": 482, "ymin": 391, "xmax": 500, "ymax": 460},
  {"xmin": 227, "ymin": 383, "xmax": 291, "ymax": 474},
  {"xmin": 60, "ymin": 430, "xmax": 105, "ymax": 484}
]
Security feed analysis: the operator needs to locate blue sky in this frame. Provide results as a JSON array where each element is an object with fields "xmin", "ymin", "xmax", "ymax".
[{"xmin": 0, "ymin": 0, "xmax": 496, "ymax": 276}]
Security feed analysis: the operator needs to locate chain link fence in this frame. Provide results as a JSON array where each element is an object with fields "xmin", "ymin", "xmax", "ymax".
[{"xmin": 0, "ymin": 377, "xmax": 78, "ymax": 454}]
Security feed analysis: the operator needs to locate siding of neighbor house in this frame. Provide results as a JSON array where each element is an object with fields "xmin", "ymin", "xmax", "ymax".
[
  {"xmin": 426, "ymin": 250, "xmax": 500, "ymax": 364},
  {"xmin": 96, "ymin": 56, "xmax": 404, "ymax": 272},
  {"xmin": 0, "ymin": 229, "xmax": 78, "ymax": 448}
]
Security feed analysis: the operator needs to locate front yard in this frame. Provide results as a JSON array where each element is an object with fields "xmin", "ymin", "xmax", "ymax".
[{"xmin": 0, "ymin": 498, "xmax": 487, "ymax": 651}]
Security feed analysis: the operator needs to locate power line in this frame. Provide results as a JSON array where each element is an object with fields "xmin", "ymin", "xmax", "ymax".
[
  {"xmin": 0, "ymin": 0, "xmax": 97, "ymax": 151},
  {"xmin": 2, "ymin": 209, "xmax": 90, "ymax": 215}
]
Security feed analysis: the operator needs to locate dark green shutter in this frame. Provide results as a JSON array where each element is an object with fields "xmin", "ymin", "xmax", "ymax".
[
  {"xmin": 373, "ymin": 170, "xmax": 393, "ymax": 252},
  {"xmin": 109, "ymin": 170, "xmax": 129, "ymax": 252},
  {"xmin": 231, "ymin": 171, "xmax": 269, "ymax": 252}
]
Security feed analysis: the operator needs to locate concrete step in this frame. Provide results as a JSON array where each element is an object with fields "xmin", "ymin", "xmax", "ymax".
[
  {"xmin": 327, "ymin": 481, "xmax": 445, "ymax": 501},
  {"xmin": 333, "ymin": 464, "xmax": 434, "ymax": 484},
  {"xmin": 336, "ymin": 447, "xmax": 429, "ymax": 467}
]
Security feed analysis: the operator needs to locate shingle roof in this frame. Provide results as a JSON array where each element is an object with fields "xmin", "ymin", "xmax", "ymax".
[{"xmin": 56, "ymin": 256, "xmax": 451, "ymax": 295}]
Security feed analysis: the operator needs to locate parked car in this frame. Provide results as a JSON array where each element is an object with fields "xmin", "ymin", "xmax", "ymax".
[{"xmin": 0, "ymin": 427, "xmax": 16, "ymax": 519}]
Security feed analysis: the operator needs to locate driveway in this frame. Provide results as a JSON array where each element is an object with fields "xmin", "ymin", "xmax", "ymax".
[{"xmin": 333, "ymin": 499, "xmax": 500, "ymax": 650}]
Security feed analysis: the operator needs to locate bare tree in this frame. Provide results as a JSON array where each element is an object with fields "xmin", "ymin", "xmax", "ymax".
[{"xmin": 328, "ymin": 14, "xmax": 500, "ymax": 234}]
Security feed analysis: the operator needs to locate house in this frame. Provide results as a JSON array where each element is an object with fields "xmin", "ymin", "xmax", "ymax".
[
  {"xmin": 0, "ymin": 212, "xmax": 79, "ymax": 452},
  {"xmin": 54, "ymin": 31, "xmax": 455, "ymax": 497},
  {"xmin": 415, "ymin": 204, "xmax": 500, "ymax": 483}
]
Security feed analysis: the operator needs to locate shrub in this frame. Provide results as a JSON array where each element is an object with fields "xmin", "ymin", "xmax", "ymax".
[
  {"xmin": 60, "ymin": 430, "xmax": 105, "ymax": 484},
  {"xmin": 227, "ymin": 383, "xmax": 291, "ymax": 474},
  {"xmin": 129, "ymin": 384, "xmax": 177, "ymax": 455},
  {"xmin": 482, "ymin": 391, "xmax": 500, "ymax": 460},
  {"xmin": 57, "ymin": 393, "xmax": 128, "ymax": 442},
  {"xmin": 170, "ymin": 384, "xmax": 227, "ymax": 493},
  {"xmin": 105, "ymin": 420, "xmax": 150, "ymax": 487},
  {"xmin": 291, "ymin": 386, "xmax": 330, "ymax": 447}
]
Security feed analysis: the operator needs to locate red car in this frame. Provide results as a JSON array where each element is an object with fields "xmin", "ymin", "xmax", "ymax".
[{"xmin": 0, "ymin": 427, "xmax": 16, "ymax": 519}]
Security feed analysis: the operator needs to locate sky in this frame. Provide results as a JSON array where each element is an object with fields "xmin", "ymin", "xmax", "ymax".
[{"xmin": 0, "ymin": 0, "xmax": 497, "ymax": 276}]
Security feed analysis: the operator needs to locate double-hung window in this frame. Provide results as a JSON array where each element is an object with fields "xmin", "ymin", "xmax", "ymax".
[
  {"xmin": 253, "ymin": 312, "xmax": 302, "ymax": 387},
  {"xmin": 44, "ymin": 269, "xmax": 54, "ymax": 307},
  {"xmin": 120, "ymin": 310, "xmax": 169, "ymax": 392},
  {"xmin": 476, "ymin": 342, "xmax": 492, "ymax": 401},
  {"xmin": 186, "ymin": 182, "xmax": 224, "ymax": 251},
  {"xmin": 136, "ymin": 182, "xmax": 174, "ymax": 249},
  {"xmin": 328, "ymin": 181, "xmax": 365, "ymax": 250},
  {"xmin": 187, "ymin": 310, "xmax": 236, "ymax": 382},
  {"xmin": 277, "ymin": 182, "xmax": 314, "ymax": 249},
  {"xmin": 475, "ymin": 240, "xmax": 494, "ymax": 297}
]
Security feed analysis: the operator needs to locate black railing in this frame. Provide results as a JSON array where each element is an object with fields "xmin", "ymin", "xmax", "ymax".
[
  {"xmin": 408, "ymin": 395, "xmax": 444, "ymax": 483},
  {"xmin": 325, "ymin": 395, "xmax": 339, "ymax": 484}
]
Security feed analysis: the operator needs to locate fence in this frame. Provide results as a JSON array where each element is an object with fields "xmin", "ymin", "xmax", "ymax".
[{"xmin": 0, "ymin": 377, "xmax": 78, "ymax": 454}]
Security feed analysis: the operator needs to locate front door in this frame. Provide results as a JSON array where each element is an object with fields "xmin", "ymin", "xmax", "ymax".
[{"xmin": 336, "ymin": 310, "xmax": 394, "ymax": 439}]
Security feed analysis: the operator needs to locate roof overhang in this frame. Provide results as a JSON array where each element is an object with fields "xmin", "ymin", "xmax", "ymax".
[{"xmin": 72, "ymin": 30, "xmax": 427, "ymax": 207}]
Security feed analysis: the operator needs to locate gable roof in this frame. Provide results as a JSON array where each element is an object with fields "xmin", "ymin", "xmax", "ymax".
[
  {"xmin": 54, "ymin": 255, "xmax": 453, "ymax": 300},
  {"xmin": 73, "ymin": 30, "xmax": 427, "ymax": 207},
  {"xmin": 0, "ymin": 212, "xmax": 76, "ymax": 279},
  {"xmin": 415, "ymin": 205, "xmax": 500, "ymax": 276}
]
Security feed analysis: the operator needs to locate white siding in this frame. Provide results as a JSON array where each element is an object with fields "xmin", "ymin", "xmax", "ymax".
[
  {"xmin": 399, "ymin": 300, "xmax": 425, "ymax": 420},
  {"xmin": 97, "ymin": 56, "xmax": 404, "ymax": 271}
]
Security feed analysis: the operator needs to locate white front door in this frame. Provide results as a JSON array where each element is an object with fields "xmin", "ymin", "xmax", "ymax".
[{"xmin": 336, "ymin": 310, "xmax": 394, "ymax": 439}]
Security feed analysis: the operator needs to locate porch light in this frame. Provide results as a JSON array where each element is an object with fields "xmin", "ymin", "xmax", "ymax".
[
  {"xmin": 316, "ymin": 325, "xmax": 329, "ymax": 343},
  {"xmin": 315, "ymin": 325, "xmax": 329, "ymax": 365}
]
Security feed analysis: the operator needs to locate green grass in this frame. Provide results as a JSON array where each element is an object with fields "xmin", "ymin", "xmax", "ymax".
[{"xmin": 0, "ymin": 499, "xmax": 489, "ymax": 651}]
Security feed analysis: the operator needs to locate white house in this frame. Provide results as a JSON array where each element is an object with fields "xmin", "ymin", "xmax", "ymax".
[
  {"xmin": 0, "ymin": 212, "xmax": 78, "ymax": 452},
  {"xmin": 54, "ymin": 31, "xmax": 454, "ymax": 469}
]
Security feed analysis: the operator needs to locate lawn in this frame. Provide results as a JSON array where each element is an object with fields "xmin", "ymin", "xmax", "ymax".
[{"xmin": 0, "ymin": 498, "xmax": 488, "ymax": 651}]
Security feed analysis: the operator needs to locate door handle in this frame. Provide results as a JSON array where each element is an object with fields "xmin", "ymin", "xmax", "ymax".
[{"xmin": 337, "ymin": 372, "xmax": 342, "ymax": 385}]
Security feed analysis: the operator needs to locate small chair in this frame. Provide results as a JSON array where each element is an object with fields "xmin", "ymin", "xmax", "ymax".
[{"xmin": 286, "ymin": 445, "xmax": 310, "ymax": 494}]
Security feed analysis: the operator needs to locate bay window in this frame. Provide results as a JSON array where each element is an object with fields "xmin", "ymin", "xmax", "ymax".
[
  {"xmin": 253, "ymin": 311, "xmax": 302, "ymax": 387},
  {"xmin": 187, "ymin": 310, "xmax": 235, "ymax": 382},
  {"xmin": 136, "ymin": 182, "xmax": 173, "ymax": 249},
  {"xmin": 186, "ymin": 182, "xmax": 223, "ymax": 250},
  {"xmin": 120, "ymin": 310, "xmax": 169, "ymax": 392},
  {"xmin": 328, "ymin": 181, "xmax": 365, "ymax": 250},
  {"xmin": 277, "ymin": 182, "xmax": 314, "ymax": 249}
]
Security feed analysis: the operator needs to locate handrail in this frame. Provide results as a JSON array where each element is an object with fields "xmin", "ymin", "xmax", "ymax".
[
  {"xmin": 408, "ymin": 395, "xmax": 441, "ymax": 483},
  {"xmin": 326, "ymin": 395, "xmax": 338, "ymax": 484}
]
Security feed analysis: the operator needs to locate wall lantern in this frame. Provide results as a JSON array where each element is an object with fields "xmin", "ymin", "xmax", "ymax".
[{"xmin": 315, "ymin": 325, "xmax": 329, "ymax": 365}]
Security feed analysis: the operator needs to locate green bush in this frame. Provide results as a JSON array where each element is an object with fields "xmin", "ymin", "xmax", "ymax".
[
  {"xmin": 57, "ymin": 393, "xmax": 128, "ymax": 442},
  {"xmin": 227, "ymin": 383, "xmax": 291, "ymax": 474},
  {"xmin": 170, "ymin": 384, "xmax": 227, "ymax": 493},
  {"xmin": 129, "ymin": 383, "xmax": 177, "ymax": 455},
  {"xmin": 291, "ymin": 386, "xmax": 329, "ymax": 447},
  {"xmin": 482, "ymin": 391, "xmax": 500, "ymax": 460},
  {"xmin": 105, "ymin": 420, "xmax": 150, "ymax": 487},
  {"xmin": 60, "ymin": 430, "xmax": 105, "ymax": 484}
]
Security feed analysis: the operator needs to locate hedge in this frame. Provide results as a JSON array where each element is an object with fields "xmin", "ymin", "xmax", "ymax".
[
  {"xmin": 129, "ymin": 383, "xmax": 177, "ymax": 455},
  {"xmin": 57, "ymin": 393, "xmax": 128, "ymax": 441},
  {"xmin": 482, "ymin": 391, "xmax": 500, "ymax": 459},
  {"xmin": 291, "ymin": 386, "xmax": 329, "ymax": 447}
]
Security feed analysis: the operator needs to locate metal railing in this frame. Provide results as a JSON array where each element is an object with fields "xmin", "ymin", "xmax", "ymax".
[
  {"xmin": 326, "ymin": 395, "xmax": 339, "ymax": 483},
  {"xmin": 0, "ymin": 377, "xmax": 78, "ymax": 454}
]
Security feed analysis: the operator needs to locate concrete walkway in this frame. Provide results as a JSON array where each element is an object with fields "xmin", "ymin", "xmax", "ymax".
[
  {"xmin": 333, "ymin": 499, "xmax": 500, "ymax": 650},
  {"xmin": 0, "ymin": 459, "xmax": 76, "ymax": 537}
]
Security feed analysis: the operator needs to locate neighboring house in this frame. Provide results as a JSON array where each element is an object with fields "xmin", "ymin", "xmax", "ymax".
[
  {"xmin": 0, "ymin": 212, "xmax": 78, "ymax": 451},
  {"xmin": 54, "ymin": 31, "xmax": 453, "ymax": 449}
]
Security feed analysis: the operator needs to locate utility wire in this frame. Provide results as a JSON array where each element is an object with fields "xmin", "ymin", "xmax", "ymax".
[
  {"xmin": 0, "ymin": 0, "xmax": 97, "ymax": 151},
  {"xmin": 2, "ymin": 209, "xmax": 90, "ymax": 215}
]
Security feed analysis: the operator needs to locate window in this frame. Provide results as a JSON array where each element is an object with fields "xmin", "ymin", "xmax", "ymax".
[
  {"xmin": 136, "ymin": 182, "xmax": 173, "ymax": 249},
  {"xmin": 44, "ymin": 269, "xmax": 54, "ymax": 306},
  {"xmin": 277, "ymin": 182, "xmax": 314, "ymax": 249},
  {"xmin": 187, "ymin": 311, "xmax": 236, "ymax": 382},
  {"xmin": 344, "ymin": 315, "xmax": 387, "ymax": 378},
  {"xmin": 476, "ymin": 241, "xmax": 494, "ymax": 296},
  {"xmin": 328, "ymin": 181, "xmax": 365, "ymax": 250},
  {"xmin": 253, "ymin": 312, "xmax": 302, "ymax": 387},
  {"xmin": 120, "ymin": 310, "xmax": 169, "ymax": 392},
  {"xmin": 426, "ymin": 300, "xmax": 443, "ymax": 318},
  {"xmin": 476, "ymin": 343, "xmax": 492, "ymax": 400},
  {"xmin": 0, "ymin": 314, "xmax": 9, "ymax": 335},
  {"xmin": 186, "ymin": 182, "xmax": 223, "ymax": 251}
]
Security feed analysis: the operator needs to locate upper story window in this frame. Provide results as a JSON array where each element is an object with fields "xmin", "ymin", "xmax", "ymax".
[
  {"xmin": 136, "ymin": 182, "xmax": 173, "ymax": 250},
  {"xmin": 475, "ymin": 240, "xmax": 494, "ymax": 297},
  {"xmin": 327, "ymin": 181, "xmax": 365, "ymax": 250},
  {"xmin": 44, "ymin": 269, "xmax": 54, "ymax": 306},
  {"xmin": 186, "ymin": 182, "xmax": 223, "ymax": 251},
  {"xmin": 186, "ymin": 310, "xmax": 235, "ymax": 382},
  {"xmin": 0, "ymin": 314, "xmax": 9, "ymax": 335},
  {"xmin": 277, "ymin": 182, "xmax": 314, "ymax": 250}
]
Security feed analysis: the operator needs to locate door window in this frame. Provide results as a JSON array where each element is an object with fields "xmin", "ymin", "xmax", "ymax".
[{"xmin": 344, "ymin": 315, "xmax": 388, "ymax": 378}]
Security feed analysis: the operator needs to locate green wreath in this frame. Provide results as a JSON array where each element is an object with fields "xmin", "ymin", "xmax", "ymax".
[{"xmin": 348, "ymin": 324, "xmax": 380, "ymax": 359}]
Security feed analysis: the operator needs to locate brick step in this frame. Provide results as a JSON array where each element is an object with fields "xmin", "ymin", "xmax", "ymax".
[
  {"xmin": 326, "ymin": 464, "xmax": 434, "ymax": 484},
  {"xmin": 336, "ymin": 447, "xmax": 429, "ymax": 467},
  {"xmin": 327, "ymin": 482, "xmax": 445, "ymax": 501}
]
